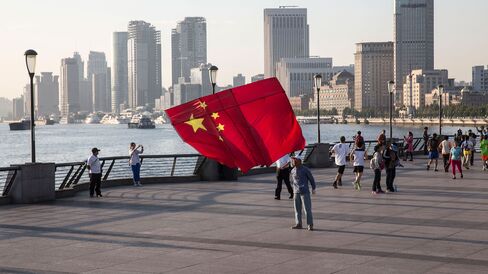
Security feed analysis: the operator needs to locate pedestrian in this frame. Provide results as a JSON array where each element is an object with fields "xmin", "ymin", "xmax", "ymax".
[
  {"xmin": 87, "ymin": 147, "xmax": 102, "ymax": 198},
  {"xmin": 461, "ymin": 135, "xmax": 474, "ymax": 169},
  {"xmin": 275, "ymin": 154, "xmax": 294, "ymax": 199},
  {"xmin": 468, "ymin": 130, "xmax": 477, "ymax": 166},
  {"xmin": 351, "ymin": 143, "xmax": 367, "ymax": 191},
  {"xmin": 480, "ymin": 134, "xmax": 488, "ymax": 171},
  {"xmin": 427, "ymin": 133, "xmax": 440, "ymax": 171},
  {"xmin": 355, "ymin": 131, "xmax": 365, "ymax": 148},
  {"xmin": 370, "ymin": 144, "xmax": 385, "ymax": 194},
  {"xmin": 129, "ymin": 142, "xmax": 144, "ymax": 186},
  {"xmin": 423, "ymin": 127, "xmax": 429, "ymax": 155},
  {"xmin": 290, "ymin": 157, "xmax": 316, "ymax": 231},
  {"xmin": 383, "ymin": 143, "xmax": 398, "ymax": 192},
  {"xmin": 450, "ymin": 142, "xmax": 463, "ymax": 179},
  {"xmin": 332, "ymin": 136, "xmax": 348, "ymax": 189},
  {"xmin": 377, "ymin": 129, "xmax": 386, "ymax": 147},
  {"xmin": 457, "ymin": 128, "xmax": 463, "ymax": 137},
  {"xmin": 403, "ymin": 131, "xmax": 414, "ymax": 161},
  {"xmin": 439, "ymin": 135, "xmax": 451, "ymax": 172}
]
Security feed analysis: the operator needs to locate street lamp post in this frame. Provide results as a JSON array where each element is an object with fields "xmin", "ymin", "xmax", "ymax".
[
  {"xmin": 25, "ymin": 49, "xmax": 38, "ymax": 163},
  {"xmin": 314, "ymin": 74, "xmax": 322, "ymax": 144},
  {"xmin": 209, "ymin": 65, "xmax": 218, "ymax": 94},
  {"xmin": 438, "ymin": 85, "xmax": 444, "ymax": 136},
  {"xmin": 387, "ymin": 81, "xmax": 395, "ymax": 143}
]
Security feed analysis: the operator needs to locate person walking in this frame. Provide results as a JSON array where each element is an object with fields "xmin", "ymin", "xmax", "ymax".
[
  {"xmin": 290, "ymin": 157, "xmax": 316, "ymax": 231},
  {"xmin": 450, "ymin": 142, "xmax": 463, "ymax": 179},
  {"xmin": 129, "ymin": 142, "xmax": 144, "ymax": 186},
  {"xmin": 275, "ymin": 154, "xmax": 294, "ymax": 199},
  {"xmin": 355, "ymin": 131, "xmax": 365, "ymax": 148},
  {"xmin": 423, "ymin": 127, "xmax": 430, "ymax": 155},
  {"xmin": 403, "ymin": 131, "xmax": 414, "ymax": 161},
  {"xmin": 468, "ymin": 130, "xmax": 477, "ymax": 166},
  {"xmin": 461, "ymin": 135, "xmax": 474, "ymax": 169},
  {"xmin": 370, "ymin": 144, "xmax": 385, "ymax": 194},
  {"xmin": 480, "ymin": 134, "xmax": 488, "ymax": 171},
  {"xmin": 332, "ymin": 136, "xmax": 348, "ymax": 189},
  {"xmin": 87, "ymin": 147, "xmax": 102, "ymax": 197},
  {"xmin": 439, "ymin": 135, "xmax": 451, "ymax": 172},
  {"xmin": 427, "ymin": 133, "xmax": 440, "ymax": 171},
  {"xmin": 351, "ymin": 143, "xmax": 367, "ymax": 191},
  {"xmin": 377, "ymin": 129, "xmax": 386, "ymax": 147},
  {"xmin": 383, "ymin": 143, "xmax": 398, "ymax": 192}
]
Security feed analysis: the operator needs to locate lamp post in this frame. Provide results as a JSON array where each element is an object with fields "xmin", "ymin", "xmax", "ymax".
[
  {"xmin": 314, "ymin": 74, "xmax": 322, "ymax": 143},
  {"xmin": 209, "ymin": 65, "xmax": 218, "ymax": 94},
  {"xmin": 387, "ymin": 80, "xmax": 395, "ymax": 143},
  {"xmin": 438, "ymin": 85, "xmax": 444, "ymax": 136},
  {"xmin": 25, "ymin": 49, "xmax": 38, "ymax": 163}
]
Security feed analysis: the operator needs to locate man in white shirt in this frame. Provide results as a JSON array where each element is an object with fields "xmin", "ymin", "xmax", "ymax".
[
  {"xmin": 275, "ymin": 154, "xmax": 294, "ymax": 200},
  {"xmin": 87, "ymin": 147, "xmax": 102, "ymax": 198},
  {"xmin": 332, "ymin": 136, "xmax": 348, "ymax": 189}
]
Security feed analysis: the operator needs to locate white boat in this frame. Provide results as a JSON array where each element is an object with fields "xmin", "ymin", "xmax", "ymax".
[
  {"xmin": 155, "ymin": 116, "xmax": 166, "ymax": 125},
  {"xmin": 84, "ymin": 113, "xmax": 101, "ymax": 124},
  {"xmin": 130, "ymin": 114, "xmax": 142, "ymax": 124}
]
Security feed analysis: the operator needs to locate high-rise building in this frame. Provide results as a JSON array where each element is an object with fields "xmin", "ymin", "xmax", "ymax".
[
  {"xmin": 112, "ymin": 32, "xmax": 128, "ymax": 113},
  {"xmin": 264, "ymin": 7, "xmax": 309, "ymax": 78},
  {"xmin": 72, "ymin": 52, "xmax": 84, "ymax": 81},
  {"xmin": 233, "ymin": 74, "xmax": 246, "ymax": 87},
  {"xmin": 128, "ymin": 20, "xmax": 162, "ymax": 108},
  {"xmin": 173, "ymin": 77, "xmax": 202, "ymax": 106},
  {"xmin": 79, "ymin": 79, "xmax": 92, "ymax": 112},
  {"xmin": 472, "ymin": 65, "xmax": 488, "ymax": 91},
  {"xmin": 309, "ymin": 71, "xmax": 355, "ymax": 115},
  {"xmin": 171, "ymin": 17, "xmax": 207, "ymax": 85},
  {"xmin": 87, "ymin": 51, "xmax": 110, "ymax": 112},
  {"xmin": 190, "ymin": 63, "xmax": 212, "ymax": 96},
  {"xmin": 12, "ymin": 96, "xmax": 24, "ymax": 120},
  {"xmin": 394, "ymin": 0, "xmax": 434, "ymax": 106},
  {"xmin": 251, "ymin": 74, "xmax": 265, "ymax": 83},
  {"xmin": 59, "ymin": 57, "xmax": 80, "ymax": 116},
  {"xmin": 35, "ymin": 72, "xmax": 59, "ymax": 116},
  {"xmin": 354, "ymin": 42, "xmax": 394, "ymax": 112},
  {"xmin": 403, "ymin": 69, "xmax": 448, "ymax": 108}
]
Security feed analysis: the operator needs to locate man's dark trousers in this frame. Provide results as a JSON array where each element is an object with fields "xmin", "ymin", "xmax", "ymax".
[
  {"xmin": 89, "ymin": 173, "xmax": 102, "ymax": 196},
  {"xmin": 275, "ymin": 167, "xmax": 293, "ymax": 199}
]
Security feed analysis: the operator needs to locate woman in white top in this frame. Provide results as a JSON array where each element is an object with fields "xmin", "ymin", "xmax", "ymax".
[
  {"xmin": 129, "ymin": 142, "xmax": 144, "ymax": 186},
  {"xmin": 350, "ymin": 144, "xmax": 367, "ymax": 191}
]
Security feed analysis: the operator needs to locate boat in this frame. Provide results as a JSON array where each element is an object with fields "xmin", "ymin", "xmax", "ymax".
[
  {"xmin": 37, "ymin": 117, "xmax": 55, "ymax": 125},
  {"xmin": 84, "ymin": 113, "xmax": 101, "ymax": 124},
  {"xmin": 154, "ymin": 116, "xmax": 166, "ymax": 125},
  {"xmin": 9, "ymin": 119, "xmax": 30, "ymax": 131},
  {"xmin": 128, "ymin": 117, "xmax": 155, "ymax": 129}
]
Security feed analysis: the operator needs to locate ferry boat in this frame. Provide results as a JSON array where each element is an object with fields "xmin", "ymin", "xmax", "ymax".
[
  {"xmin": 84, "ymin": 113, "xmax": 101, "ymax": 124},
  {"xmin": 128, "ymin": 117, "xmax": 155, "ymax": 129},
  {"xmin": 37, "ymin": 117, "xmax": 55, "ymax": 125},
  {"xmin": 9, "ymin": 119, "xmax": 30, "ymax": 131},
  {"xmin": 154, "ymin": 116, "xmax": 167, "ymax": 125}
]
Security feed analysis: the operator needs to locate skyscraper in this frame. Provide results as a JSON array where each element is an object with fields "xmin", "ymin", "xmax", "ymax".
[
  {"xmin": 354, "ymin": 42, "xmax": 394, "ymax": 112},
  {"xmin": 472, "ymin": 65, "xmax": 488, "ymax": 91},
  {"xmin": 264, "ymin": 7, "xmax": 309, "ymax": 78},
  {"xmin": 233, "ymin": 74, "xmax": 246, "ymax": 87},
  {"xmin": 87, "ymin": 51, "xmax": 110, "ymax": 112},
  {"xmin": 171, "ymin": 17, "xmax": 207, "ymax": 85},
  {"xmin": 190, "ymin": 63, "xmax": 212, "ymax": 97},
  {"xmin": 394, "ymin": 0, "xmax": 434, "ymax": 106},
  {"xmin": 128, "ymin": 20, "xmax": 162, "ymax": 108},
  {"xmin": 59, "ymin": 57, "xmax": 80, "ymax": 117},
  {"xmin": 35, "ymin": 72, "xmax": 59, "ymax": 116},
  {"xmin": 112, "ymin": 32, "xmax": 128, "ymax": 113}
]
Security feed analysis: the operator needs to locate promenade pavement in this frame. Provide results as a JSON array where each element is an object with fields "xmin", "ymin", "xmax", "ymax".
[{"xmin": 0, "ymin": 156, "xmax": 488, "ymax": 273}]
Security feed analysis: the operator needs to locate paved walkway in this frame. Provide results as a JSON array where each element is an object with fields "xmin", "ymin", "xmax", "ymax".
[{"xmin": 1, "ymin": 157, "xmax": 488, "ymax": 273}]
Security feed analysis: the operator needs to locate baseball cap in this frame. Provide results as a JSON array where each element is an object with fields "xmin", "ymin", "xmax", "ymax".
[{"xmin": 91, "ymin": 147, "xmax": 101, "ymax": 153}]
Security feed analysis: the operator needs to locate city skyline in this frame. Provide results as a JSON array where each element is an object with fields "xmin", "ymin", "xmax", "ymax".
[{"xmin": 1, "ymin": 0, "xmax": 487, "ymax": 99}]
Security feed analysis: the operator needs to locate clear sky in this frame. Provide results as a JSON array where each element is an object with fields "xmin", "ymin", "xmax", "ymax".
[{"xmin": 1, "ymin": 0, "xmax": 487, "ymax": 99}]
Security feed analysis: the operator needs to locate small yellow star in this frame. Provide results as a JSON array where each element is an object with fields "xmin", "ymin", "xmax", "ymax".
[
  {"xmin": 219, "ymin": 136, "xmax": 224, "ymax": 142},
  {"xmin": 211, "ymin": 112, "xmax": 220, "ymax": 120},
  {"xmin": 217, "ymin": 123, "xmax": 225, "ymax": 131},
  {"xmin": 198, "ymin": 101, "xmax": 207, "ymax": 110},
  {"xmin": 185, "ymin": 114, "xmax": 207, "ymax": 133}
]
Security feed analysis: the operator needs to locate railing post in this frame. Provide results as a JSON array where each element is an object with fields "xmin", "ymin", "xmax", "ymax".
[
  {"xmin": 102, "ymin": 160, "xmax": 116, "ymax": 182},
  {"xmin": 171, "ymin": 157, "xmax": 177, "ymax": 177}
]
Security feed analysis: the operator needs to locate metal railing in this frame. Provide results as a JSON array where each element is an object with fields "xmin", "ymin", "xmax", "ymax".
[{"xmin": 0, "ymin": 166, "xmax": 20, "ymax": 197}]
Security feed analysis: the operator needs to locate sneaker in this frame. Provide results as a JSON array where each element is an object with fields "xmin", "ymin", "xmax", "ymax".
[
  {"xmin": 291, "ymin": 224, "xmax": 302, "ymax": 229},
  {"xmin": 289, "ymin": 194, "xmax": 294, "ymax": 199},
  {"xmin": 426, "ymin": 165, "xmax": 430, "ymax": 170},
  {"xmin": 434, "ymin": 169, "xmax": 438, "ymax": 172},
  {"xmin": 452, "ymin": 176, "xmax": 456, "ymax": 179},
  {"xmin": 377, "ymin": 190, "xmax": 385, "ymax": 194},
  {"xmin": 461, "ymin": 174, "xmax": 463, "ymax": 178},
  {"xmin": 357, "ymin": 181, "xmax": 361, "ymax": 191},
  {"xmin": 307, "ymin": 225, "xmax": 314, "ymax": 231},
  {"xmin": 338, "ymin": 180, "xmax": 343, "ymax": 186},
  {"xmin": 372, "ymin": 191, "xmax": 377, "ymax": 195},
  {"xmin": 332, "ymin": 181, "xmax": 338, "ymax": 189},
  {"xmin": 137, "ymin": 182, "xmax": 142, "ymax": 186},
  {"xmin": 274, "ymin": 197, "xmax": 280, "ymax": 200}
]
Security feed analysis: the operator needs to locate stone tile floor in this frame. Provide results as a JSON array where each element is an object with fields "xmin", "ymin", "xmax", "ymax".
[{"xmin": 1, "ymin": 156, "xmax": 488, "ymax": 273}]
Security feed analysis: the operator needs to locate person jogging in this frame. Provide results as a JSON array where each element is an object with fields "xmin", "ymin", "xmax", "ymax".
[
  {"xmin": 332, "ymin": 136, "xmax": 348, "ymax": 189},
  {"xmin": 351, "ymin": 143, "xmax": 367, "ymax": 191}
]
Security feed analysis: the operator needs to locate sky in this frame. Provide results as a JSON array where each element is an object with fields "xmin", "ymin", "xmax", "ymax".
[{"xmin": 1, "ymin": 0, "xmax": 487, "ymax": 99}]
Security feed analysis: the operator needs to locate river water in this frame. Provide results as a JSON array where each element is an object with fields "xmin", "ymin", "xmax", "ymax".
[{"xmin": 0, "ymin": 123, "xmax": 474, "ymax": 167}]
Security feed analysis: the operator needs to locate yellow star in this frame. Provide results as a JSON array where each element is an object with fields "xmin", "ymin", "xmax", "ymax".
[
  {"xmin": 198, "ymin": 101, "xmax": 207, "ymax": 110},
  {"xmin": 211, "ymin": 112, "xmax": 220, "ymax": 120},
  {"xmin": 185, "ymin": 114, "xmax": 207, "ymax": 133},
  {"xmin": 217, "ymin": 123, "xmax": 225, "ymax": 131}
]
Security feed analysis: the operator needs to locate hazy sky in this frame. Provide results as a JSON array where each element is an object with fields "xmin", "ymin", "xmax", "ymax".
[{"xmin": 1, "ymin": 0, "xmax": 487, "ymax": 99}]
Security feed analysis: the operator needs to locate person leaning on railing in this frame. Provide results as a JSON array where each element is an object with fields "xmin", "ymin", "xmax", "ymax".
[{"xmin": 129, "ymin": 142, "xmax": 144, "ymax": 187}]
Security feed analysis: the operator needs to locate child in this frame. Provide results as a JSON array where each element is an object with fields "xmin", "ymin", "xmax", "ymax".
[
  {"xmin": 370, "ymin": 144, "xmax": 385, "ymax": 194},
  {"xmin": 351, "ymin": 143, "xmax": 367, "ymax": 191}
]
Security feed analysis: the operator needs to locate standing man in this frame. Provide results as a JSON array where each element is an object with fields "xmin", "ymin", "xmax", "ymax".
[
  {"xmin": 290, "ymin": 157, "xmax": 316, "ymax": 231},
  {"xmin": 461, "ymin": 135, "xmax": 474, "ymax": 169},
  {"xmin": 332, "ymin": 136, "xmax": 348, "ymax": 189},
  {"xmin": 468, "ymin": 130, "xmax": 477, "ymax": 166},
  {"xmin": 377, "ymin": 129, "xmax": 386, "ymax": 147},
  {"xmin": 423, "ymin": 127, "xmax": 429, "ymax": 155},
  {"xmin": 427, "ymin": 133, "xmax": 440, "ymax": 171},
  {"xmin": 383, "ymin": 143, "xmax": 398, "ymax": 193},
  {"xmin": 87, "ymin": 147, "xmax": 102, "ymax": 198},
  {"xmin": 275, "ymin": 154, "xmax": 294, "ymax": 200},
  {"xmin": 439, "ymin": 136, "xmax": 451, "ymax": 172}
]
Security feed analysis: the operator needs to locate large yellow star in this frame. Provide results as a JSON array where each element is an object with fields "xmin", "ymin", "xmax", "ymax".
[
  {"xmin": 217, "ymin": 123, "xmax": 225, "ymax": 131},
  {"xmin": 198, "ymin": 101, "xmax": 207, "ymax": 110},
  {"xmin": 185, "ymin": 114, "xmax": 207, "ymax": 133},
  {"xmin": 211, "ymin": 112, "xmax": 220, "ymax": 120}
]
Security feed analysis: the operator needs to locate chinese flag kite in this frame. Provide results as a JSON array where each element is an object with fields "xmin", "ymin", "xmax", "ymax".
[{"xmin": 165, "ymin": 78, "xmax": 305, "ymax": 173}]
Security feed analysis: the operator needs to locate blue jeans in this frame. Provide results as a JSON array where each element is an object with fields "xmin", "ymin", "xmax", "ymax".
[
  {"xmin": 131, "ymin": 163, "xmax": 141, "ymax": 183},
  {"xmin": 294, "ymin": 192, "xmax": 313, "ymax": 226}
]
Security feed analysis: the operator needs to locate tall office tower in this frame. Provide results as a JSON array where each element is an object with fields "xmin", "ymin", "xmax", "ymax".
[
  {"xmin": 394, "ymin": 0, "xmax": 434, "ymax": 106},
  {"xmin": 403, "ymin": 69, "xmax": 448, "ymax": 108},
  {"xmin": 190, "ymin": 63, "xmax": 212, "ymax": 96},
  {"xmin": 472, "ymin": 65, "xmax": 488, "ymax": 91},
  {"xmin": 59, "ymin": 58, "xmax": 80, "ymax": 116},
  {"xmin": 128, "ymin": 20, "xmax": 162, "ymax": 108},
  {"xmin": 112, "ymin": 32, "xmax": 128, "ymax": 113},
  {"xmin": 264, "ymin": 7, "xmax": 309, "ymax": 78},
  {"xmin": 22, "ymin": 84, "xmax": 30, "ymax": 118},
  {"xmin": 233, "ymin": 74, "xmax": 246, "ymax": 87},
  {"xmin": 87, "ymin": 51, "xmax": 110, "ymax": 112},
  {"xmin": 72, "ymin": 52, "xmax": 84, "ymax": 80},
  {"xmin": 354, "ymin": 42, "xmax": 394, "ymax": 112},
  {"xmin": 35, "ymin": 72, "xmax": 59, "ymax": 116},
  {"xmin": 171, "ymin": 17, "xmax": 207, "ymax": 85},
  {"xmin": 12, "ymin": 96, "xmax": 25, "ymax": 120}
]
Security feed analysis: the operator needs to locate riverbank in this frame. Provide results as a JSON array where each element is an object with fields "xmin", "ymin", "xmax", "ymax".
[{"xmin": 341, "ymin": 117, "xmax": 488, "ymax": 126}]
